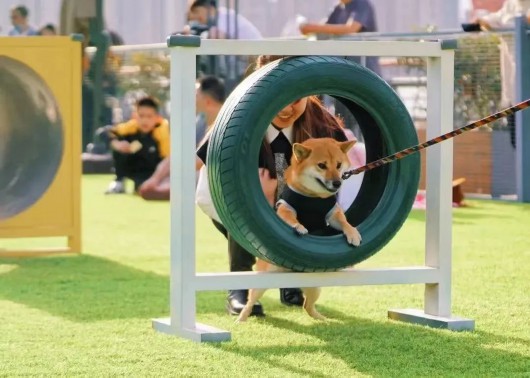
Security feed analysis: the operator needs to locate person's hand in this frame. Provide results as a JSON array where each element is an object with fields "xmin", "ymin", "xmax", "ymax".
[
  {"xmin": 475, "ymin": 18, "xmax": 491, "ymax": 31},
  {"xmin": 196, "ymin": 157, "xmax": 204, "ymax": 171},
  {"xmin": 112, "ymin": 140, "xmax": 131, "ymax": 154},
  {"xmin": 181, "ymin": 25, "xmax": 191, "ymax": 35},
  {"xmin": 299, "ymin": 23, "xmax": 316, "ymax": 35},
  {"xmin": 259, "ymin": 168, "xmax": 277, "ymax": 206}
]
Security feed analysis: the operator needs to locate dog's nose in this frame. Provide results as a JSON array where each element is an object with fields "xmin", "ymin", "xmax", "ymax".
[{"xmin": 332, "ymin": 180, "xmax": 342, "ymax": 189}]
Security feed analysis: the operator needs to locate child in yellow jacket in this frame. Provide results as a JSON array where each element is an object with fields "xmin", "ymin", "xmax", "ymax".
[{"xmin": 105, "ymin": 97, "xmax": 169, "ymax": 194}]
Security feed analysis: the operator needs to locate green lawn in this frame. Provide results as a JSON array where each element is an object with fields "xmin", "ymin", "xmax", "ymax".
[{"xmin": 1, "ymin": 175, "xmax": 529, "ymax": 377}]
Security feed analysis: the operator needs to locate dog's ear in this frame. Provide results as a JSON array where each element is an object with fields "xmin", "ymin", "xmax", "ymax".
[
  {"xmin": 339, "ymin": 140, "xmax": 356, "ymax": 154},
  {"xmin": 293, "ymin": 143, "xmax": 312, "ymax": 161}
]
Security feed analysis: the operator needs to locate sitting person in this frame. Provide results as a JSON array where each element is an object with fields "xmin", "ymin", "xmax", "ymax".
[
  {"xmin": 138, "ymin": 75, "xmax": 226, "ymax": 200},
  {"xmin": 105, "ymin": 96, "xmax": 169, "ymax": 194},
  {"xmin": 39, "ymin": 23, "xmax": 57, "ymax": 36}
]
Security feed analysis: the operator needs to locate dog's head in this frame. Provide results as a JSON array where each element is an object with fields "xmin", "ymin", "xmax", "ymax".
[{"xmin": 288, "ymin": 137, "xmax": 356, "ymax": 198}]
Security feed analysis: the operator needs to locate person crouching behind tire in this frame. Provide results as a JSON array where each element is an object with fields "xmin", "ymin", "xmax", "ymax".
[
  {"xmin": 105, "ymin": 96, "xmax": 170, "ymax": 194},
  {"xmin": 196, "ymin": 55, "xmax": 350, "ymax": 317}
]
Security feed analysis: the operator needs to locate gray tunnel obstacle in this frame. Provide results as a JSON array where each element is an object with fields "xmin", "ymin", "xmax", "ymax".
[{"xmin": 0, "ymin": 56, "xmax": 63, "ymax": 220}]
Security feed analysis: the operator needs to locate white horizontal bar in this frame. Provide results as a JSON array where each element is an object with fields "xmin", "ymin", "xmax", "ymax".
[
  {"xmin": 85, "ymin": 43, "xmax": 167, "ymax": 55},
  {"xmin": 193, "ymin": 39, "xmax": 445, "ymax": 57},
  {"xmin": 85, "ymin": 38, "xmax": 445, "ymax": 57},
  {"xmin": 193, "ymin": 267, "xmax": 439, "ymax": 291}
]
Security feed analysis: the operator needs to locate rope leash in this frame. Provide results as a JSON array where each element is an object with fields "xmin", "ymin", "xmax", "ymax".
[{"xmin": 342, "ymin": 99, "xmax": 530, "ymax": 179}]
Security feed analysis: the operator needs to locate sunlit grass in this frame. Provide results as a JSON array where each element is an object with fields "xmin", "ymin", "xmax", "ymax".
[{"xmin": 0, "ymin": 175, "xmax": 528, "ymax": 376}]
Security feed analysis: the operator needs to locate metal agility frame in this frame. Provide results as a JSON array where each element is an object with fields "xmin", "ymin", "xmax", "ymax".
[{"xmin": 152, "ymin": 35, "xmax": 475, "ymax": 342}]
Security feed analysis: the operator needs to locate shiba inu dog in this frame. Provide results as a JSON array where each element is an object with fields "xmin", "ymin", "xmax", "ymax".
[{"xmin": 236, "ymin": 137, "xmax": 361, "ymax": 323}]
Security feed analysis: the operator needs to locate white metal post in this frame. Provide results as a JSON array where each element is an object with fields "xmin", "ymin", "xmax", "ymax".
[
  {"xmin": 152, "ymin": 46, "xmax": 197, "ymax": 336},
  {"xmin": 389, "ymin": 48, "xmax": 473, "ymax": 331},
  {"xmin": 152, "ymin": 43, "xmax": 231, "ymax": 342},
  {"xmin": 424, "ymin": 51, "xmax": 454, "ymax": 317}
]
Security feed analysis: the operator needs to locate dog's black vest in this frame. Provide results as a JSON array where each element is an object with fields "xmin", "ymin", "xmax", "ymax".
[{"xmin": 277, "ymin": 187, "xmax": 338, "ymax": 233}]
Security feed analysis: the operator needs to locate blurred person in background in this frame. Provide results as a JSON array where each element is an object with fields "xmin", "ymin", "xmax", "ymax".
[
  {"xmin": 105, "ymin": 97, "xmax": 170, "ymax": 195},
  {"xmin": 194, "ymin": 75, "xmax": 226, "ymax": 145},
  {"xmin": 299, "ymin": 0, "xmax": 380, "ymax": 76},
  {"xmin": 185, "ymin": 0, "xmax": 262, "ymax": 40},
  {"xmin": 8, "ymin": 5, "xmax": 38, "ymax": 36},
  {"xmin": 468, "ymin": 0, "xmax": 505, "ymax": 19},
  {"xmin": 184, "ymin": 0, "xmax": 262, "ymax": 87},
  {"xmin": 138, "ymin": 75, "xmax": 226, "ymax": 201},
  {"xmin": 471, "ymin": 0, "xmax": 530, "ymax": 148},
  {"xmin": 38, "ymin": 23, "xmax": 57, "ymax": 36}
]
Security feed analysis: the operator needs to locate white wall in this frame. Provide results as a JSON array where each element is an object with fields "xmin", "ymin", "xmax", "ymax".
[
  {"xmin": 0, "ymin": 0, "xmax": 463, "ymax": 43},
  {"xmin": 0, "ymin": 0, "xmax": 187, "ymax": 43},
  {"xmin": 103, "ymin": 0, "xmax": 188, "ymax": 44}
]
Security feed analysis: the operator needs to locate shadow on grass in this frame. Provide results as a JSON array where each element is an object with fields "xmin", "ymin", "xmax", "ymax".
[
  {"xmin": 211, "ymin": 308, "xmax": 529, "ymax": 376},
  {"xmin": 0, "ymin": 255, "xmax": 233, "ymax": 323},
  {"xmin": 0, "ymin": 255, "xmax": 170, "ymax": 322}
]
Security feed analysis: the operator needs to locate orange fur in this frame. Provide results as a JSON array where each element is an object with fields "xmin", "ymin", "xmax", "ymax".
[{"xmin": 236, "ymin": 138, "xmax": 362, "ymax": 323}]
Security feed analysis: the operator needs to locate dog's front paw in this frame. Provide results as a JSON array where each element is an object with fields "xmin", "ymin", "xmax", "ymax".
[
  {"xmin": 344, "ymin": 226, "xmax": 362, "ymax": 246},
  {"xmin": 235, "ymin": 306, "xmax": 252, "ymax": 323},
  {"xmin": 305, "ymin": 307, "xmax": 327, "ymax": 321},
  {"xmin": 293, "ymin": 223, "xmax": 308, "ymax": 235}
]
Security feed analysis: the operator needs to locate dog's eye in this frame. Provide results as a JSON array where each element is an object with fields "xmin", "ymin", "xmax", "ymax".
[
  {"xmin": 317, "ymin": 163, "xmax": 327, "ymax": 170},
  {"xmin": 336, "ymin": 162, "xmax": 342, "ymax": 169}
]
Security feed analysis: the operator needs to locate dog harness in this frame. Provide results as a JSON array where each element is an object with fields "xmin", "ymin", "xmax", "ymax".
[{"xmin": 277, "ymin": 186, "xmax": 339, "ymax": 233}]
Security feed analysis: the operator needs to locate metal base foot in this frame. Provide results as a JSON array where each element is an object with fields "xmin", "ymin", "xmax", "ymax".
[
  {"xmin": 152, "ymin": 318, "xmax": 231, "ymax": 342},
  {"xmin": 388, "ymin": 309, "xmax": 475, "ymax": 331}
]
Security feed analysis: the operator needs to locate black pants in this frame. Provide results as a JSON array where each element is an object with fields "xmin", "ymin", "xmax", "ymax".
[
  {"xmin": 112, "ymin": 150, "xmax": 156, "ymax": 191},
  {"xmin": 81, "ymin": 80, "xmax": 95, "ymax": 152},
  {"xmin": 211, "ymin": 219, "xmax": 256, "ymax": 272}
]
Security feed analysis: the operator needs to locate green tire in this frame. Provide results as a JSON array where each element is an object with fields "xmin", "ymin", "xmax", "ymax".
[{"xmin": 208, "ymin": 56, "xmax": 419, "ymax": 272}]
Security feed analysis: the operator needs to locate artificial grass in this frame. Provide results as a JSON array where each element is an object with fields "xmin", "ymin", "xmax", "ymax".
[{"xmin": 0, "ymin": 175, "xmax": 529, "ymax": 377}]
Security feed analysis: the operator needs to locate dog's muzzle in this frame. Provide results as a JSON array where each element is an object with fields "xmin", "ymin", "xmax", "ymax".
[{"xmin": 316, "ymin": 178, "xmax": 341, "ymax": 193}]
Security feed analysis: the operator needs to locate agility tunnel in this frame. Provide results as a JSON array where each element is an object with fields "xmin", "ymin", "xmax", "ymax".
[
  {"xmin": 0, "ymin": 37, "xmax": 82, "ymax": 257},
  {"xmin": 208, "ymin": 56, "xmax": 420, "ymax": 272}
]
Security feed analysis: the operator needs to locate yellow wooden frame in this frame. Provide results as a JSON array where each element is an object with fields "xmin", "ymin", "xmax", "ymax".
[{"xmin": 0, "ymin": 37, "xmax": 82, "ymax": 257}]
